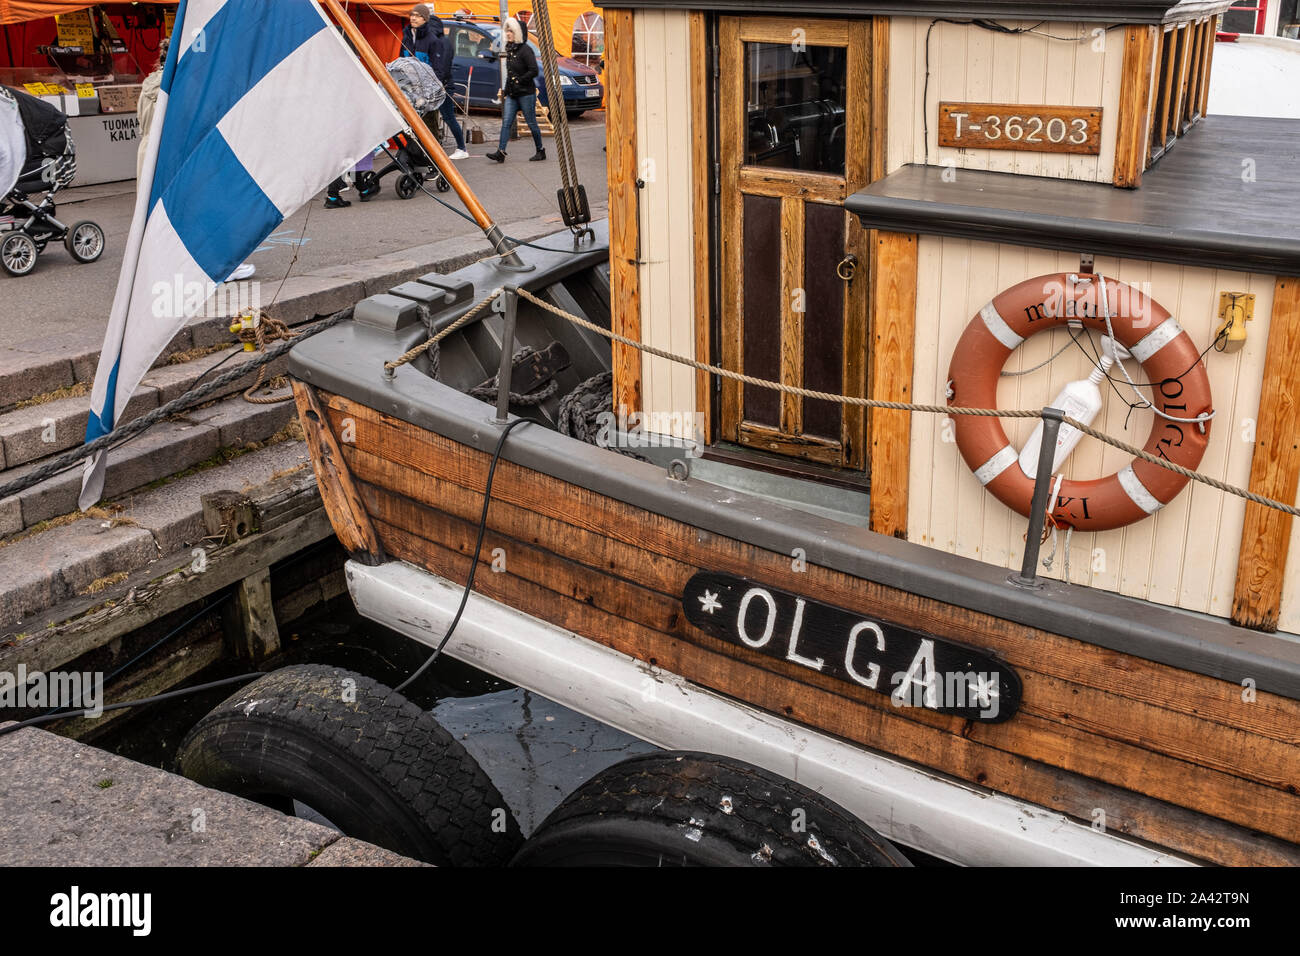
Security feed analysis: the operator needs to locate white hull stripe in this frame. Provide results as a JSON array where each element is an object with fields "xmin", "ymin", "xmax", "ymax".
[
  {"xmin": 980, "ymin": 302, "xmax": 1024, "ymax": 351},
  {"xmin": 974, "ymin": 444, "xmax": 1019, "ymax": 486},
  {"xmin": 1118, "ymin": 464, "xmax": 1164, "ymax": 514},
  {"xmin": 1130, "ymin": 316, "xmax": 1182, "ymax": 364}
]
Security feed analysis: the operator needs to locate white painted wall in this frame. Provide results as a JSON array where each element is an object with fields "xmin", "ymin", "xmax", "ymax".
[
  {"xmin": 633, "ymin": 8, "xmax": 699, "ymax": 438},
  {"xmin": 887, "ymin": 18, "xmax": 1125, "ymax": 182},
  {"xmin": 907, "ymin": 236, "xmax": 1278, "ymax": 621}
]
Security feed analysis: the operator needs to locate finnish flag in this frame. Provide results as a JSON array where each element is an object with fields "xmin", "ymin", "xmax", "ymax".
[{"xmin": 80, "ymin": 0, "xmax": 403, "ymax": 509}]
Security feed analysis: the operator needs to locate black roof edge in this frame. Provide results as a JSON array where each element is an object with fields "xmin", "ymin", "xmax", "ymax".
[
  {"xmin": 593, "ymin": 1, "xmax": 1235, "ymax": 26},
  {"xmin": 845, "ymin": 189, "xmax": 1300, "ymax": 276}
]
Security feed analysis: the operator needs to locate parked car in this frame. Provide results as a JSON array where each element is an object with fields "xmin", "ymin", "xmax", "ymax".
[{"xmin": 442, "ymin": 17, "xmax": 604, "ymax": 118}]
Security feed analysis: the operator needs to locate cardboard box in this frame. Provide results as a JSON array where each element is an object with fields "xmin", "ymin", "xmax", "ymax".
[{"xmin": 97, "ymin": 83, "xmax": 142, "ymax": 113}]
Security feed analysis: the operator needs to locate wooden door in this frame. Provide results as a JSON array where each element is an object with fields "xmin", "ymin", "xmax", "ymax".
[{"xmin": 719, "ymin": 16, "xmax": 872, "ymax": 469}]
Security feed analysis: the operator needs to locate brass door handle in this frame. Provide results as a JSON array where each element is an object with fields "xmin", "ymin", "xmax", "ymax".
[{"xmin": 837, "ymin": 254, "xmax": 858, "ymax": 281}]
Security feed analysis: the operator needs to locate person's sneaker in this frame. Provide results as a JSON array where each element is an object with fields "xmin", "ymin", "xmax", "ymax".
[
  {"xmin": 485, "ymin": 150, "xmax": 506, "ymax": 163},
  {"xmin": 325, "ymin": 195, "xmax": 351, "ymax": 209},
  {"xmin": 529, "ymin": 148, "xmax": 547, "ymax": 162},
  {"xmin": 448, "ymin": 148, "xmax": 470, "ymax": 160},
  {"xmin": 227, "ymin": 263, "xmax": 255, "ymax": 281}
]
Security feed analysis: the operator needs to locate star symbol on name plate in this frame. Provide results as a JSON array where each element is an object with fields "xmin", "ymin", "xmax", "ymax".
[
  {"xmin": 698, "ymin": 590, "xmax": 723, "ymax": 614},
  {"xmin": 967, "ymin": 673, "xmax": 1000, "ymax": 706}
]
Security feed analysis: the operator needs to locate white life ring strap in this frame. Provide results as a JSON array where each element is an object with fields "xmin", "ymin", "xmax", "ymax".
[
  {"xmin": 1129, "ymin": 316, "xmax": 1182, "ymax": 364},
  {"xmin": 974, "ymin": 444, "xmax": 1019, "ymax": 486},
  {"xmin": 979, "ymin": 302, "xmax": 1024, "ymax": 351},
  {"xmin": 1118, "ymin": 464, "xmax": 1164, "ymax": 515}
]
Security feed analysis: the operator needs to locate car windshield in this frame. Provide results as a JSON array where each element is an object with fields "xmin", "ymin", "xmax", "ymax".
[{"xmin": 484, "ymin": 26, "xmax": 540, "ymax": 56}]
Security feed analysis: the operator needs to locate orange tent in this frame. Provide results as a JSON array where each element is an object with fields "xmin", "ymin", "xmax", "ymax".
[{"xmin": 1, "ymin": 2, "xmax": 606, "ymax": 65}]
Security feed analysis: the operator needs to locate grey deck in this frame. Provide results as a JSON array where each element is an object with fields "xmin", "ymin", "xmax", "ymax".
[{"xmin": 847, "ymin": 115, "xmax": 1300, "ymax": 276}]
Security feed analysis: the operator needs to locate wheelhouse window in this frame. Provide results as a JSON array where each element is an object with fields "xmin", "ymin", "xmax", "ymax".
[{"xmin": 744, "ymin": 43, "xmax": 848, "ymax": 175}]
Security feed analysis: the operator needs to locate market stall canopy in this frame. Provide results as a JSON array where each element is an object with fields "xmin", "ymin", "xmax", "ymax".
[{"xmin": 0, "ymin": 1, "xmax": 147, "ymax": 25}]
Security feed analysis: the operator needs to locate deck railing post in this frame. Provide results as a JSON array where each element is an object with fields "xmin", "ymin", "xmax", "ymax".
[
  {"xmin": 494, "ymin": 286, "xmax": 520, "ymax": 425},
  {"xmin": 1011, "ymin": 407, "xmax": 1065, "ymax": 588}
]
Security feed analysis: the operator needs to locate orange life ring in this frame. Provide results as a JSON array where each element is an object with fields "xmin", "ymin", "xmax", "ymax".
[{"xmin": 948, "ymin": 273, "xmax": 1213, "ymax": 533}]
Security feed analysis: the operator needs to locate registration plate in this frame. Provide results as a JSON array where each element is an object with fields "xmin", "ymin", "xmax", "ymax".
[
  {"xmin": 585, "ymin": 88, "xmax": 600, "ymax": 97},
  {"xmin": 683, "ymin": 572, "xmax": 1020, "ymax": 722}
]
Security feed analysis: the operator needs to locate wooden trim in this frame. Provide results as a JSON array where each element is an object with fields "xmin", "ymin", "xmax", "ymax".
[
  {"xmin": 690, "ymin": 9, "xmax": 713, "ymax": 445},
  {"xmin": 736, "ymin": 167, "xmax": 847, "ymax": 203},
  {"xmin": 1182, "ymin": 20, "xmax": 1206, "ymax": 129},
  {"xmin": 1198, "ymin": 21, "xmax": 1216, "ymax": 116},
  {"xmin": 1167, "ymin": 23, "xmax": 1194, "ymax": 144},
  {"xmin": 606, "ymin": 8, "xmax": 643, "ymax": 418},
  {"xmin": 290, "ymin": 379, "xmax": 383, "ymax": 565},
  {"xmin": 1113, "ymin": 25, "xmax": 1158, "ymax": 188},
  {"xmin": 1232, "ymin": 276, "xmax": 1300, "ymax": 632},
  {"xmin": 734, "ymin": 17, "xmax": 849, "ymax": 45},
  {"xmin": 867, "ymin": 231, "xmax": 918, "ymax": 538},
  {"xmin": 719, "ymin": 15, "xmax": 743, "ymax": 442},
  {"xmin": 846, "ymin": 19, "xmax": 872, "ymax": 192},
  {"xmin": 870, "ymin": 15, "xmax": 889, "ymax": 184},
  {"xmin": 779, "ymin": 197, "xmax": 805, "ymax": 435},
  {"xmin": 736, "ymin": 423, "xmax": 843, "ymax": 466}
]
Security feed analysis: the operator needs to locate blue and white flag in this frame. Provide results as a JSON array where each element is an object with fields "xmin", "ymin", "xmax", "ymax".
[{"xmin": 79, "ymin": 0, "xmax": 403, "ymax": 509}]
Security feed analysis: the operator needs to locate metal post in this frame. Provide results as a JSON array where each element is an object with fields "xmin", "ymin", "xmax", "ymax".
[
  {"xmin": 1011, "ymin": 407, "xmax": 1065, "ymax": 588},
  {"xmin": 494, "ymin": 286, "xmax": 519, "ymax": 425}
]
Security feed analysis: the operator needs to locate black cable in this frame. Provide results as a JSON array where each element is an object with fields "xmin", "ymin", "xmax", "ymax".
[
  {"xmin": 0, "ymin": 672, "xmax": 262, "ymax": 738},
  {"xmin": 39, "ymin": 593, "xmax": 234, "ymax": 718},
  {"xmin": 394, "ymin": 415, "xmax": 531, "ymax": 694}
]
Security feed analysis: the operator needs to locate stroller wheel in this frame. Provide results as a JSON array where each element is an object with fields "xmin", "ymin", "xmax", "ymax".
[
  {"xmin": 65, "ymin": 221, "xmax": 105, "ymax": 263},
  {"xmin": 436, "ymin": 177, "xmax": 451, "ymax": 193},
  {"xmin": 0, "ymin": 231, "xmax": 38, "ymax": 277},
  {"xmin": 395, "ymin": 173, "xmax": 422, "ymax": 200}
]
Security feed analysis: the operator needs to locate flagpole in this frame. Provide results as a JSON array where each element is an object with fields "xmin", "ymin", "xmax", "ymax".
[{"xmin": 320, "ymin": 0, "xmax": 526, "ymax": 266}]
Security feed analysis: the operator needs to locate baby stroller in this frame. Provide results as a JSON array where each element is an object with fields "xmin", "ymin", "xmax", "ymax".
[
  {"xmin": 358, "ymin": 59, "xmax": 452, "ymax": 201},
  {"xmin": 0, "ymin": 86, "xmax": 104, "ymax": 277}
]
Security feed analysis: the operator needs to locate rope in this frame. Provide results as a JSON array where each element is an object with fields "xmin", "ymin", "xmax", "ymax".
[
  {"xmin": 383, "ymin": 287, "xmax": 1300, "ymax": 520},
  {"xmin": 558, "ymin": 370, "xmax": 613, "ymax": 442},
  {"xmin": 531, "ymin": 0, "xmax": 588, "ymax": 233},
  {"xmin": 231, "ymin": 311, "xmax": 300, "ymax": 404},
  {"xmin": 468, "ymin": 345, "xmax": 559, "ymax": 406},
  {"xmin": 383, "ymin": 287, "xmax": 503, "ymax": 373},
  {"xmin": 0, "ymin": 308, "xmax": 352, "ymax": 503}
]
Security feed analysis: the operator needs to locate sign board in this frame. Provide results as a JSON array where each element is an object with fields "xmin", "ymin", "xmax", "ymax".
[
  {"xmin": 98, "ymin": 84, "xmax": 142, "ymax": 113},
  {"xmin": 56, "ymin": 10, "xmax": 95, "ymax": 49},
  {"xmin": 938, "ymin": 102, "xmax": 1103, "ymax": 156}
]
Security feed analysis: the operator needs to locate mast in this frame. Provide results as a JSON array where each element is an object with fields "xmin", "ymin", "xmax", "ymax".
[{"xmin": 320, "ymin": 0, "xmax": 524, "ymax": 264}]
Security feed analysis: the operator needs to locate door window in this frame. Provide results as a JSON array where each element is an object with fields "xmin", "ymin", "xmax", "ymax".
[{"xmin": 744, "ymin": 43, "xmax": 848, "ymax": 175}]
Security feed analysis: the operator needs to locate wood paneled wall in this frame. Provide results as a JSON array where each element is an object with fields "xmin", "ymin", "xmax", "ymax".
[
  {"xmin": 908, "ymin": 236, "xmax": 1280, "ymax": 621},
  {"xmin": 887, "ymin": 18, "xmax": 1126, "ymax": 183}
]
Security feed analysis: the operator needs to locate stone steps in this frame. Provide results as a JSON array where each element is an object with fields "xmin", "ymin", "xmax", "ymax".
[{"xmin": 0, "ymin": 439, "xmax": 312, "ymax": 633}]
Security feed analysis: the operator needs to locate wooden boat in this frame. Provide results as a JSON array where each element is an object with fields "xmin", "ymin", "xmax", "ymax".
[{"xmin": 289, "ymin": 0, "xmax": 1300, "ymax": 865}]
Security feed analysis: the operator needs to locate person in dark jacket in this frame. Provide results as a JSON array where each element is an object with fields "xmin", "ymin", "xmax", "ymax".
[
  {"xmin": 401, "ymin": 3, "xmax": 468, "ymax": 159},
  {"xmin": 485, "ymin": 18, "xmax": 545, "ymax": 163}
]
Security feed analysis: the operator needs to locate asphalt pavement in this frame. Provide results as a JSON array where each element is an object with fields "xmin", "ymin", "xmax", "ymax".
[{"xmin": 1, "ymin": 111, "xmax": 609, "ymax": 337}]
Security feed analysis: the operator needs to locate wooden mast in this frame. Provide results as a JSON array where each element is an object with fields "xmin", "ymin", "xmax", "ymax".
[{"xmin": 320, "ymin": 0, "xmax": 523, "ymax": 262}]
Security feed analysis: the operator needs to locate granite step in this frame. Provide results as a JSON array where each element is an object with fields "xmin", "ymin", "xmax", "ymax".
[
  {"xmin": 0, "ymin": 388, "xmax": 298, "ymax": 536},
  {"xmin": 0, "ymin": 439, "xmax": 312, "ymax": 633},
  {"xmin": 0, "ymin": 345, "xmax": 287, "ymax": 472}
]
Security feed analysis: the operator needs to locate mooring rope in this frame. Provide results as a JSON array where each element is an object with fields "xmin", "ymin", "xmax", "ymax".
[
  {"xmin": 231, "ymin": 311, "xmax": 301, "ymax": 404},
  {"xmin": 0, "ymin": 308, "xmax": 353, "ymax": 502},
  {"xmin": 385, "ymin": 286, "xmax": 1300, "ymax": 520}
]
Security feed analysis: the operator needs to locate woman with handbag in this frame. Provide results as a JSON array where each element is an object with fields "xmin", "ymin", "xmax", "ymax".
[{"xmin": 485, "ymin": 18, "xmax": 546, "ymax": 164}]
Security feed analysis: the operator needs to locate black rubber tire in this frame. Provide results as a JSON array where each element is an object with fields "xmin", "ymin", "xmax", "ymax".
[
  {"xmin": 177, "ymin": 664, "xmax": 522, "ymax": 866},
  {"xmin": 436, "ymin": 177, "xmax": 452, "ymax": 193},
  {"xmin": 510, "ymin": 750, "xmax": 912, "ymax": 867},
  {"xmin": 65, "ymin": 220, "xmax": 105, "ymax": 263},
  {"xmin": 395, "ymin": 174, "xmax": 419, "ymax": 200}
]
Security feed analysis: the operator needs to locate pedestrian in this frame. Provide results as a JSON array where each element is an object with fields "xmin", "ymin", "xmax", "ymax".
[
  {"xmin": 485, "ymin": 18, "xmax": 545, "ymax": 164},
  {"xmin": 402, "ymin": 3, "xmax": 468, "ymax": 160}
]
